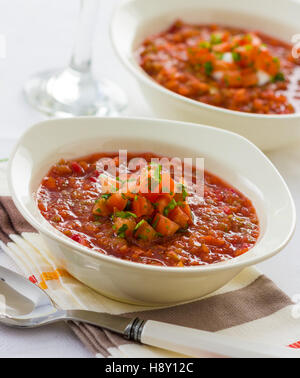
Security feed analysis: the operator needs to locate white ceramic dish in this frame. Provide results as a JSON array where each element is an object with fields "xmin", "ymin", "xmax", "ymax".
[
  {"xmin": 111, "ymin": 0, "xmax": 300, "ymax": 151},
  {"xmin": 8, "ymin": 117, "xmax": 296, "ymax": 306}
]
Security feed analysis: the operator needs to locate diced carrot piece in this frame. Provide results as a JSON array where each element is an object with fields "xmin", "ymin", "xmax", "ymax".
[
  {"xmin": 255, "ymin": 50, "xmax": 279, "ymax": 76},
  {"xmin": 106, "ymin": 193, "xmax": 128, "ymax": 211},
  {"xmin": 92, "ymin": 198, "xmax": 111, "ymax": 217},
  {"xmin": 114, "ymin": 217, "xmax": 136, "ymax": 238},
  {"xmin": 132, "ymin": 196, "xmax": 154, "ymax": 217},
  {"xmin": 181, "ymin": 202, "xmax": 193, "ymax": 224},
  {"xmin": 134, "ymin": 221, "xmax": 157, "ymax": 241},
  {"xmin": 223, "ymin": 71, "xmax": 243, "ymax": 87},
  {"xmin": 152, "ymin": 214, "xmax": 179, "ymax": 236},
  {"xmin": 242, "ymin": 71, "xmax": 258, "ymax": 87},
  {"xmin": 168, "ymin": 207, "xmax": 189, "ymax": 228},
  {"xmin": 156, "ymin": 195, "xmax": 172, "ymax": 214}
]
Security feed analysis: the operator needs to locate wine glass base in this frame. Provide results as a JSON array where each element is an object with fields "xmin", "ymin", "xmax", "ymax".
[{"xmin": 24, "ymin": 67, "xmax": 128, "ymax": 117}]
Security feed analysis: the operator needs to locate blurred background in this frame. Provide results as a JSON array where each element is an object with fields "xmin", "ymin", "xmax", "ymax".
[{"xmin": 0, "ymin": 0, "xmax": 152, "ymax": 155}]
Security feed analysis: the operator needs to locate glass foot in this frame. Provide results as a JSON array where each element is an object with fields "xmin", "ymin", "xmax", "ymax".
[{"xmin": 24, "ymin": 67, "xmax": 128, "ymax": 117}]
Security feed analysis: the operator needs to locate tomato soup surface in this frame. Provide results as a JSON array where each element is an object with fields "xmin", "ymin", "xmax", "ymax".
[
  {"xmin": 37, "ymin": 153, "xmax": 259, "ymax": 267},
  {"xmin": 138, "ymin": 21, "xmax": 300, "ymax": 114}
]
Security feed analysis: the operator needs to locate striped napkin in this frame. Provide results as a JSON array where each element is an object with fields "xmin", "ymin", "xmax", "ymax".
[{"xmin": 0, "ymin": 162, "xmax": 300, "ymax": 357}]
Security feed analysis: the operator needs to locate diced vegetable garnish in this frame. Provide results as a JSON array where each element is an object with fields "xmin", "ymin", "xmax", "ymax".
[
  {"xmin": 152, "ymin": 214, "xmax": 180, "ymax": 236},
  {"xmin": 114, "ymin": 211, "xmax": 137, "ymax": 219},
  {"xmin": 134, "ymin": 220, "xmax": 157, "ymax": 241},
  {"xmin": 91, "ymin": 163, "xmax": 193, "ymax": 241},
  {"xmin": 168, "ymin": 207, "xmax": 189, "ymax": 229},
  {"xmin": 163, "ymin": 199, "xmax": 178, "ymax": 217},
  {"xmin": 114, "ymin": 217, "xmax": 136, "ymax": 238},
  {"xmin": 156, "ymin": 195, "xmax": 172, "ymax": 214},
  {"xmin": 106, "ymin": 193, "xmax": 128, "ymax": 211},
  {"xmin": 132, "ymin": 195, "xmax": 154, "ymax": 217},
  {"xmin": 93, "ymin": 198, "xmax": 111, "ymax": 217}
]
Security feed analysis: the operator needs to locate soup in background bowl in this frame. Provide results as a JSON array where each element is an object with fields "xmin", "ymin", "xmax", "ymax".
[
  {"xmin": 137, "ymin": 21, "xmax": 300, "ymax": 115},
  {"xmin": 112, "ymin": 0, "xmax": 300, "ymax": 150}
]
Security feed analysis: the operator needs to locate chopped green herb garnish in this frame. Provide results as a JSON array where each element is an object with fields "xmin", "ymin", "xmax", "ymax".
[
  {"xmin": 176, "ymin": 183, "xmax": 188, "ymax": 201},
  {"xmin": 134, "ymin": 219, "xmax": 146, "ymax": 232},
  {"xmin": 214, "ymin": 52, "xmax": 224, "ymax": 60},
  {"xmin": 204, "ymin": 61, "xmax": 213, "ymax": 76},
  {"xmin": 152, "ymin": 218, "xmax": 159, "ymax": 229},
  {"xmin": 210, "ymin": 34, "xmax": 222, "ymax": 45},
  {"xmin": 117, "ymin": 224, "xmax": 128, "ymax": 238},
  {"xmin": 232, "ymin": 51, "xmax": 241, "ymax": 62},
  {"xmin": 272, "ymin": 72, "xmax": 285, "ymax": 82},
  {"xmin": 199, "ymin": 41, "xmax": 211, "ymax": 49},
  {"xmin": 163, "ymin": 199, "xmax": 177, "ymax": 217},
  {"xmin": 138, "ymin": 234, "xmax": 148, "ymax": 241},
  {"xmin": 101, "ymin": 194, "xmax": 111, "ymax": 200},
  {"xmin": 115, "ymin": 211, "xmax": 137, "ymax": 219}
]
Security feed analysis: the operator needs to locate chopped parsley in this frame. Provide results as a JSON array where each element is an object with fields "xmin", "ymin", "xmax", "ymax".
[
  {"xmin": 134, "ymin": 220, "xmax": 146, "ymax": 232},
  {"xmin": 101, "ymin": 194, "xmax": 111, "ymax": 200},
  {"xmin": 210, "ymin": 34, "xmax": 222, "ymax": 45},
  {"xmin": 176, "ymin": 183, "xmax": 188, "ymax": 201},
  {"xmin": 232, "ymin": 51, "xmax": 241, "ymax": 62},
  {"xmin": 114, "ymin": 211, "xmax": 137, "ymax": 219},
  {"xmin": 272, "ymin": 72, "xmax": 285, "ymax": 82},
  {"xmin": 163, "ymin": 199, "xmax": 177, "ymax": 217},
  {"xmin": 117, "ymin": 224, "xmax": 128, "ymax": 238},
  {"xmin": 199, "ymin": 41, "xmax": 211, "ymax": 49},
  {"xmin": 204, "ymin": 61, "xmax": 213, "ymax": 76},
  {"xmin": 152, "ymin": 217, "xmax": 159, "ymax": 229}
]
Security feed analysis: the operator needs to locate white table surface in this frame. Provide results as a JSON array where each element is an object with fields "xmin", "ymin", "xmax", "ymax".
[{"xmin": 0, "ymin": 0, "xmax": 300, "ymax": 358}]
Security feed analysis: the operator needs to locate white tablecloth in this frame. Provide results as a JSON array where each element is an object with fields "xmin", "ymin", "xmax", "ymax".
[{"xmin": 0, "ymin": 0, "xmax": 299, "ymax": 358}]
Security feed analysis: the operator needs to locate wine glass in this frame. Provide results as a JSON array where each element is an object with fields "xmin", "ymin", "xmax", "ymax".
[{"xmin": 24, "ymin": 0, "xmax": 127, "ymax": 117}]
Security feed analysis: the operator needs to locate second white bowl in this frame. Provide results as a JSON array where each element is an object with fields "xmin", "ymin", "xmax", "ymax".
[{"xmin": 112, "ymin": 0, "xmax": 300, "ymax": 151}]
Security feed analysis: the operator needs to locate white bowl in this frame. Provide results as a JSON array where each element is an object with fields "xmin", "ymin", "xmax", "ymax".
[
  {"xmin": 8, "ymin": 117, "xmax": 296, "ymax": 306},
  {"xmin": 111, "ymin": 0, "xmax": 300, "ymax": 151}
]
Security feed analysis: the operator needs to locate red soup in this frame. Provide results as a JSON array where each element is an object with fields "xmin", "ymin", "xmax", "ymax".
[
  {"xmin": 37, "ymin": 153, "xmax": 259, "ymax": 267},
  {"xmin": 137, "ymin": 21, "xmax": 300, "ymax": 114}
]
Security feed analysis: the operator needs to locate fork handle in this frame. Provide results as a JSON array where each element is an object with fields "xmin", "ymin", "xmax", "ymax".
[{"xmin": 140, "ymin": 320, "xmax": 299, "ymax": 358}]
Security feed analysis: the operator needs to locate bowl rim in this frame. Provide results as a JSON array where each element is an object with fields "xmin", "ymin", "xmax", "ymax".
[
  {"xmin": 7, "ymin": 116, "xmax": 297, "ymax": 275},
  {"xmin": 111, "ymin": 0, "xmax": 300, "ymax": 120}
]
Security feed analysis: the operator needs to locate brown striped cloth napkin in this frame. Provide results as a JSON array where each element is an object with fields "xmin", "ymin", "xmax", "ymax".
[{"xmin": 1, "ymin": 196, "xmax": 300, "ymax": 358}]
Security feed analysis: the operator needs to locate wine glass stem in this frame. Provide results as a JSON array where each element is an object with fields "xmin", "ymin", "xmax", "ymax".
[{"xmin": 69, "ymin": 0, "xmax": 100, "ymax": 73}]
